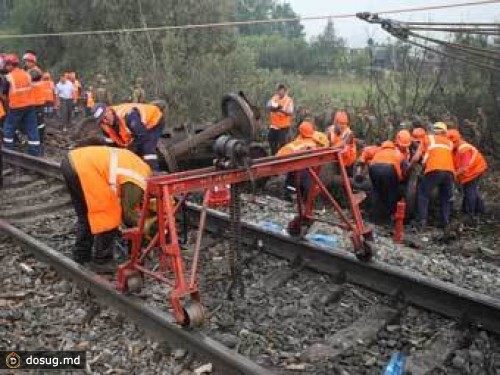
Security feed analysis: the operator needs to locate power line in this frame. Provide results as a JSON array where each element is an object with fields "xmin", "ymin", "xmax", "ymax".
[{"xmin": 0, "ymin": 0, "xmax": 498, "ymax": 39}]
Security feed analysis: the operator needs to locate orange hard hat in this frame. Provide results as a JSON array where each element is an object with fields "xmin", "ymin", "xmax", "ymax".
[
  {"xmin": 299, "ymin": 121, "xmax": 314, "ymax": 138},
  {"xmin": 334, "ymin": 111, "xmax": 349, "ymax": 126},
  {"xmin": 447, "ymin": 129, "xmax": 462, "ymax": 143},
  {"xmin": 381, "ymin": 140, "xmax": 395, "ymax": 149},
  {"xmin": 412, "ymin": 128, "xmax": 427, "ymax": 140},
  {"xmin": 396, "ymin": 130, "xmax": 412, "ymax": 147}
]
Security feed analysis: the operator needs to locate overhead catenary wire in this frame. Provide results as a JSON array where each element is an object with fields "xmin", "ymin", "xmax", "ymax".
[
  {"xmin": 0, "ymin": 0, "xmax": 498, "ymax": 39},
  {"xmin": 405, "ymin": 26, "xmax": 500, "ymax": 35}
]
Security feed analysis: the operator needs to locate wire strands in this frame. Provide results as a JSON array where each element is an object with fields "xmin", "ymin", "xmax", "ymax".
[{"xmin": 0, "ymin": 0, "xmax": 498, "ymax": 39}]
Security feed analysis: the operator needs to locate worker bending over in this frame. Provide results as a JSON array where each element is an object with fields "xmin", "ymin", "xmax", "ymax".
[
  {"xmin": 327, "ymin": 111, "xmax": 356, "ymax": 175},
  {"xmin": 278, "ymin": 121, "xmax": 327, "ymax": 200},
  {"xmin": 368, "ymin": 141, "xmax": 408, "ymax": 224},
  {"xmin": 448, "ymin": 129, "xmax": 488, "ymax": 224},
  {"xmin": 93, "ymin": 103, "xmax": 165, "ymax": 171},
  {"xmin": 416, "ymin": 122, "xmax": 455, "ymax": 230},
  {"xmin": 1, "ymin": 54, "xmax": 41, "ymax": 155},
  {"xmin": 61, "ymin": 146, "xmax": 151, "ymax": 267},
  {"xmin": 267, "ymin": 83, "xmax": 294, "ymax": 155}
]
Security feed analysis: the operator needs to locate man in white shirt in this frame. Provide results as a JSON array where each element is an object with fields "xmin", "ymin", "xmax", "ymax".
[{"xmin": 55, "ymin": 73, "xmax": 74, "ymax": 131}]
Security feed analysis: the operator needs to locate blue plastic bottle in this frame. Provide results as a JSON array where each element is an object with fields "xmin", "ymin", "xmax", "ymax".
[{"xmin": 382, "ymin": 352, "xmax": 405, "ymax": 375}]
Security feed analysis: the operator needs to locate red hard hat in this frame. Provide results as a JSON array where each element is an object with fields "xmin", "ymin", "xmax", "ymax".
[
  {"xmin": 396, "ymin": 130, "xmax": 412, "ymax": 147},
  {"xmin": 22, "ymin": 52, "xmax": 37, "ymax": 63},
  {"xmin": 299, "ymin": 121, "xmax": 314, "ymax": 138},
  {"xmin": 334, "ymin": 111, "xmax": 349, "ymax": 126},
  {"xmin": 4, "ymin": 54, "xmax": 20, "ymax": 66}
]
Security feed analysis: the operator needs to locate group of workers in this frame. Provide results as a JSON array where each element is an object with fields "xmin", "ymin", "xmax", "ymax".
[{"xmin": 269, "ymin": 84, "xmax": 488, "ymax": 231}]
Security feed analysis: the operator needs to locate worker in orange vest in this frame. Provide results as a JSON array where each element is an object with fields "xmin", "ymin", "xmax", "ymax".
[
  {"xmin": 40, "ymin": 72, "xmax": 55, "ymax": 117},
  {"xmin": 2, "ymin": 54, "xmax": 41, "ymax": 155},
  {"xmin": 327, "ymin": 111, "xmax": 357, "ymax": 175},
  {"xmin": 85, "ymin": 86, "xmax": 95, "ymax": 116},
  {"xmin": 93, "ymin": 103, "xmax": 165, "ymax": 171},
  {"xmin": 278, "ymin": 121, "xmax": 327, "ymax": 201},
  {"xmin": 267, "ymin": 83, "xmax": 294, "ymax": 155},
  {"xmin": 395, "ymin": 129, "xmax": 412, "ymax": 161},
  {"xmin": 416, "ymin": 122, "xmax": 456, "ymax": 230},
  {"xmin": 447, "ymin": 129, "xmax": 488, "ymax": 223},
  {"xmin": 23, "ymin": 51, "xmax": 47, "ymax": 149},
  {"xmin": 368, "ymin": 141, "xmax": 408, "ymax": 224},
  {"xmin": 61, "ymin": 146, "xmax": 152, "ymax": 266}
]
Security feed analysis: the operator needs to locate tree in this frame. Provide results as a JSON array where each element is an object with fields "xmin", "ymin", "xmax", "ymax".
[{"xmin": 309, "ymin": 20, "xmax": 347, "ymax": 74}]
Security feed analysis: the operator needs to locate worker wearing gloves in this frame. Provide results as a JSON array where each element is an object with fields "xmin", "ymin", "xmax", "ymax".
[
  {"xmin": 267, "ymin": 83, "xmax": 294, "ymax": 155},
  {"xmin": 278, "ymin": 121, "xmax": 327, "ymax": 201},
  {"xmin": 368, "ymin": 141, "xmax": 408, "ymax": 224},
  {"xmin": 93, "ymin": 103, "xmax": 165, "ymax": 171},
  {"xmin": 447, "ymin": 129, "xmax": 488, "ymax": 224},
  {"xmin": 327, "ymin": 111, "xmax": 356, "ymax": 175},
  {"xmin": 416, "ymin": 122, "xmax": 455, "ymax": 230},
  {"xmin": 61, "ymin": 146, "xmax": 152, "ymax": 268},
  {"xmin": 1, "ymin": 54, "xmax": 41, "ymax": 156}
]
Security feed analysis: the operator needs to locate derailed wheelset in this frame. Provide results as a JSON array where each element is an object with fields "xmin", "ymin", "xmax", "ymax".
[{"xmin": 116, "ymin": 143, "xmax": 375, "ymax": 327}]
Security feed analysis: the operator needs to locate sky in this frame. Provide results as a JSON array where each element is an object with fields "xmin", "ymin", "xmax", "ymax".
[{"xmin": 286, "ymin": 0, "xmax": 500, "ymax": 47}]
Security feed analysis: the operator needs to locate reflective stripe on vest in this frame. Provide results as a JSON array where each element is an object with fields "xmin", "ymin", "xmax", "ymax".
[
  {"xmin": 458, "ymin": 143, "xmax": 478, "ymax": 166},
  {"xmin": 422, "ymin": 135, "xmax": 452, "ymax": 164},
  {"xmin": 109, "ymin": 148, "xmax": 147, "ymax": 194}
]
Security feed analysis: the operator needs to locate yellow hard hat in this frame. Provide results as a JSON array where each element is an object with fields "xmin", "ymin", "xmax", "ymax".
[{"xmin": 433, "ymin": 122, "xmax": 448, "ymax": 132}]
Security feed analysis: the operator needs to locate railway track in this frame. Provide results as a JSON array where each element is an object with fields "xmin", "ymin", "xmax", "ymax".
[{"xmin": 1, "ymin": 149, "xmax": 500, "ymax": 374}]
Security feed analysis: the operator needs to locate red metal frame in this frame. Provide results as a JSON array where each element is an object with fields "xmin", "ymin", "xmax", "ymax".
[{"xmin": 117, "ymin": 147, "xmax": 372, "ymax": 325}]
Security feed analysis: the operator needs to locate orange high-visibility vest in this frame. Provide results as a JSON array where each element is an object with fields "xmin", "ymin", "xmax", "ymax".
[
  {"xmin": 276, "ymin": 137, "xmax": 319, "ymax": 156},
  {"xmin": 86, "ymin": 91, "xmax": 95, "ymax": 109},
  {"xmin": 328, "ymin": 126, "xmax": 357, "ymax": 167},
  {"xmin": 40, "ymin": 79, "xmax": 55, "ymax": 104},
  {"xmin": 72, "ymin": 79, "xmax": 82, "ymax": 101},
  {"xmin": 29, "ymin": 66, "xmax": 46, "ymax": 106},
  {"xmin": 453, "ymin": 141, "xmax": 488, "ymax": 184},
  {"xmin": 422, "ymin": 135, "xmax": 455, "ymax": 175},
  {"xmin": 6, "ymin": 68, "xmax": 34, "ymax": 109},
  {"xmin": 69, "ymin": 146, "xmax": 152, "ymax": 234},
  {"xmin": 112, "ymin": 103, "xmax": 163, "ymax": 130},
  {"xmin": 359, "ymin": 145, "xmax": 380, "ymax": 164},
  {"xmin": 0, "ymin": 101, "xmax": 5, "ymax": 119},
  {"xmin": 269, "ymin": 95, "xmax": 293, "ymax": 129},
  {"xmin": 370, "ymin": 145, "xmax": 404, "ymax": 181},
  {"xmin": 101, "ymin": 116, "xmax": 133, "ymax": 148}
]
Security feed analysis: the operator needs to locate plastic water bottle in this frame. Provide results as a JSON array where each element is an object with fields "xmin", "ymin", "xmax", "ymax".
[
  {"xmin": 382, "ymin": 352, "xmax": 405, "ymax": 375},
  {"xmin": 305, "ymin": 233, "xmax": 338, "ymax": 249}
]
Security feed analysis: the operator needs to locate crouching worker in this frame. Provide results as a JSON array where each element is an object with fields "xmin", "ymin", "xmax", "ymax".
[
  {"xmin": 277, "ymin": 121, "xmax": 327, "ymax": 201},
  {"xmin": 61, "ymin": 146, "xmax": 152, "ymax": 268},
  {"xmin": 93, "ymin": 103, "xmax": 165, "ymax": 171},
  {"xmin": 368, "ymin": 141, "xmax": 408, "ymax": 224},
  {"xmin": 448, "ymin": 129, "xmax": 488, "ymax": 223}
]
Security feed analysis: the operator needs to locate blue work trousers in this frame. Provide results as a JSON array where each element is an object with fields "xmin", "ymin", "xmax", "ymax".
[
  {"xmin": 418, "ymin": 170, "xmax": 454, "ymax": 227},
  {"xmin": 130, "ymin": 118, "xmax": 165, "ymax": 171},
  {"xmin": 368, "ymin": 164, "xmax": 400, "ymax": 224},
  {"xmin": 2, "ymin": 107, "xmax": 41, "ymax": 156},
  {"xmin": 462, "ymin": 176, "xmax": 485, "ymax": 216}
]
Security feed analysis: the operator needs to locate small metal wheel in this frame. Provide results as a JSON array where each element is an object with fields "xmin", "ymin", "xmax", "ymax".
[
  {"xmin": 183, "ymin": 301, "xmax": 206, "ymax": 328},
  {"xmin": 355, "ymin": 240, "xmax": 375, "ymax": 262},
  {"xmin": 125, "ymin": 271, "xmax": 143, "ymax": 293}
]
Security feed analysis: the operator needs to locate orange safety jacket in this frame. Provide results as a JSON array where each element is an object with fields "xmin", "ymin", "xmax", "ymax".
[
  {"xmin": 69, "ymin": 146, "xmax": 152, "ymax": 234},
  {"xmin": 40, "ymin": 79, "xmax": 55, "ymax": 104},
  {"xmin": 453, "ymin": 141, "xmax": 488, "ymax": 184},
  {"xmin": 421, "ymin": 135, "xmax": 455, "ymax": 175},
  {"xmin": 268, "ymin": 95, "xmax": 293, "ymax": 129},
  {"xmin": 73, "ymin": 79, "xmax": 82, "ymax": 101},
  {"xmin": 370, "ymin": 145, "xmax": 404, "ymax": 181},
  {"xmin": 0, "ymin": 101, "xmax": 5, "ymax": 119},
  {"xmin": 112, "ymin": 103, "xmax": 163, "ymax": 130},
  {"xmin": 359, "ymin": 145, "xmax": 380, "ymax": 164},
  {"xmin": 276, "ymin": 136, "xmax": 320, "ymax": 157},
  {"xmin": 29, "ymin": 66, "xmax": 46, "ymax": 106},
  {"xmin": 86, "ymin": 90, "xmax": 95, "ymax": 109},
  {"xmin": 328, "ymin": 126, "xmax": 357, "ymax": 167},
  {"xmin": 102, "ymin": 116, "xmax": 133, "ymax": 148},
  {"xmin": 6, "ymin": 67, "xmax": 34, "ymax": 109}
]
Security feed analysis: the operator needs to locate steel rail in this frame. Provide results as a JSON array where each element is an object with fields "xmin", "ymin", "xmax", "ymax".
[
  {"xmin": 185, "ymin": 204, "xmax": 500, "ymax": 335},
  {"xmin": 4, "ymin": 150, "xmax": 500, "ymax": 335},
  {"xmin": 2, "ymin": 149, "xmax": 63, "ymax": 180},
  {"xmin": 0, "ymin": 220, "xmax": 269, "ymax": 375}
]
